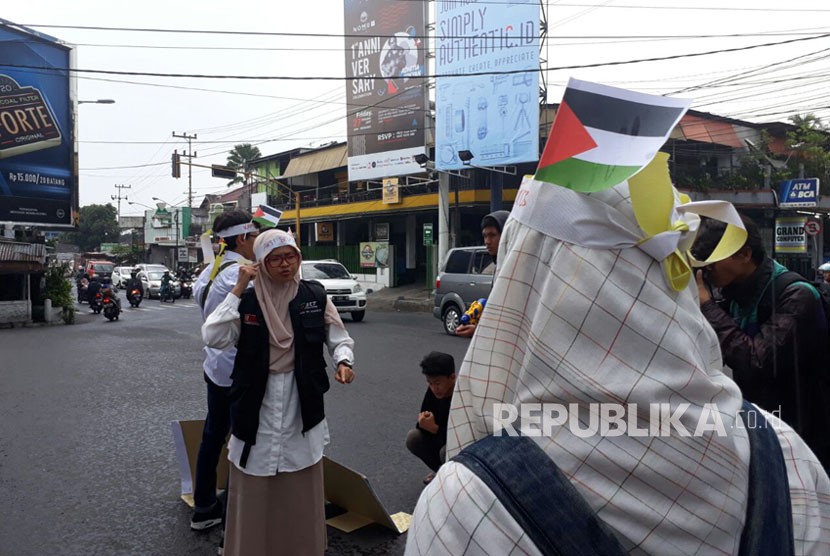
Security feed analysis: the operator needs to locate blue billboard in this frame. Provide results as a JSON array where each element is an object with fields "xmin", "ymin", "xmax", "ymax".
[
  {"xmin": 435, "ymin": 0, "xmax": 539, "ymax": 171},
  {"xmin": 0, "ymin": 21, "xmax": 77, "ymax": 227},
  {"xmin": 778, "ymin": 178, "xmax": 820, "ymax": 209}
]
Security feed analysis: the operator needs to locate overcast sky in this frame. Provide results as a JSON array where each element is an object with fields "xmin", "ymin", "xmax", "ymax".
[{"xmin": 3, "ymin": 0, "xmax": 829, "ymax": 213}]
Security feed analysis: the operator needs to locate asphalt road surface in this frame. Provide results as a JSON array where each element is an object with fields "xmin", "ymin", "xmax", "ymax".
[{"xmin": 0, "ymin": 291, "xmax": 472, "ymax": 556}]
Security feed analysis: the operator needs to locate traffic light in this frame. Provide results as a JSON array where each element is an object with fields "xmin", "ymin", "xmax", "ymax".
[
  {"xmin": 211, "ymin": 164, "xmax": 238, "ymax": 180},
  {"xmin": 171, "ymin": 151, "xmax": 181, "ymax": 179}
]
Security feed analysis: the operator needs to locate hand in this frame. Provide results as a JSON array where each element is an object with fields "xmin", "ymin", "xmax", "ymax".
[
  {"xmin": 418, "ymin": 411, "xmax": 439, "ymax": 434},
  {"xmin": 335, "ymin": 363, "xmax": 355, "ymax": 384},
  {"xmin": 455, "ymin": 324, "xmax": 476, "ymax": 338},
  {"xmin": 232, "ymin": 263, "xmax": 259, "ymax": 297},
  {"xmin": 695, "ymin": 270, "xmax": 711, "ymax": 305}
]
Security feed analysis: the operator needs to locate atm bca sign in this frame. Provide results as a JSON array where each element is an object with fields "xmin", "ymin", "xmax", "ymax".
[{"xmin": 778, "ymin": 178, "xmax": 820, "ymax": 208}]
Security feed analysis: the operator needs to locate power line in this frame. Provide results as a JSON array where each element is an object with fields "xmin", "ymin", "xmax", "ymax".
[{"xmin": 3, "ymin": 32, "xmax": 828, "ymax": 81}]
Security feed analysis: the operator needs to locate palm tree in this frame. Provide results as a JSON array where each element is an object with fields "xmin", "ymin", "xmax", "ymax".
[{"xmin": 226, "ymin": 144, "xmax": 262, "ymax": 186}]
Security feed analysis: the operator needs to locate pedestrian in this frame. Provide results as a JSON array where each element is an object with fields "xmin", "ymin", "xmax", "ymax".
[
  {"xmin": 692, "ymin": 214, "xmax": 830, "ymax": 467},
  {"xmin": 405, "ymin": 177, "xmax": 830, "ymax": 555},
  {"xmin": 202, "ymin": 228, "xmax": 356, "ymax": 556},
  {"xmin": 405, "ymin": 352, "xmax": 456, "ymax": 485},
  {"xmin": 455, "ymin": 210, "xmax": 509, "ymax": 338},
  {"xmin": 190, "ymin": 209, "xmax": 261, "ymax": 532}
]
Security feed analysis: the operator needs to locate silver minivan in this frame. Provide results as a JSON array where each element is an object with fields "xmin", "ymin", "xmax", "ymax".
[{"xmin": 432, "ymin": 246, "xmax": 494, "ymax": 335}]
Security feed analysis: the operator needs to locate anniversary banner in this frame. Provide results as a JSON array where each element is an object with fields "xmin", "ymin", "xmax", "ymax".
[
  {"xmin": 0, "ymin": 23, "xmax": 77, "ymax": 227},
  {"xmin": 344, "ymin": 0, "xmax": 427, "ymax": 181}
]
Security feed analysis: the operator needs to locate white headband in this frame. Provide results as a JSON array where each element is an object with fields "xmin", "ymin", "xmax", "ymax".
[
  {"xmin": 254, "ymin": 230, "xmax": 299, "ymax": 262},
  {"xmin": 216, "ymin": 221, "xmax": 258, "ymax": 238}
]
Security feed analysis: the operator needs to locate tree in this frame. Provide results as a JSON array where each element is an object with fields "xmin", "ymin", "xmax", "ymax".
[
  {"xmin": 226, "ymin": 143, "xmax": 261, "ymax": 186},
  {"xmin": 62, "ymin": 204, "xmax": 119, "ymax": 252},
  {"xmin": 785, "ymin": 113, "xmax": 830, "ymax": 190}
]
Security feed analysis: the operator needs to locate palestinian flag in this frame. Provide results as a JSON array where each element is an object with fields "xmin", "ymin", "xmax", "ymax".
[
  {"xmin": 536, "ymin": 78, "xmax": 691, "ymax": 192},
  {"xmin": 253, "ymin": 204, "xmax": 282, "ymax": 228}
]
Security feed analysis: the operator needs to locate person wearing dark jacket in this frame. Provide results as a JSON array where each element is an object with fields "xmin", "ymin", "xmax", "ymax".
[
  {"xmin": 202, "ymin": 229, "xmax": 355, "ymax": 556},
  {"xmin": 455, "ymin": 209, "xmax": 510, "ymax": 338},
  {"xmin": 692, "ymin": 214, "xmax": 830, "ymax": 467}
]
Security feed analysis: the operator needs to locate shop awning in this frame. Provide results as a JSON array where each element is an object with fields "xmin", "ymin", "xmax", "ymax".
[{"xmin": 281, "ymin": 144, "xmax": 348, "ymax": 178}]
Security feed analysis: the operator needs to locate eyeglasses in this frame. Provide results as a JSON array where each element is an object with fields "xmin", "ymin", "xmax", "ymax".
[{"xmin": 264, "ymin": 252, "xmax": 299, "ymax": 267}]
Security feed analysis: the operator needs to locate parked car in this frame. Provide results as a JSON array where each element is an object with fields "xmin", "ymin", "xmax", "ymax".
[
  {"xmin": 111, "ymin": 266, "xmax": 134, "ymax": 289},
  {"xmin": 85, "ymin": 260, "xmax": 114, "ymax": 287},
  {"xmin": 433, "ymin": 246, "xmax": 494, "ymax": 335},
  {"xmin": 138, "ymin": 270, "xmax": 181, "ymax": 299},
  {"xmin": 300, "ymin": 259, "xmax": 367, "ymax": 322}
]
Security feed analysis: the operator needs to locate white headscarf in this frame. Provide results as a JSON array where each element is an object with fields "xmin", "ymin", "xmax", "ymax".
[{"xmin": 252, "ymin": 229, "xmax": 301, "ymax": 354}]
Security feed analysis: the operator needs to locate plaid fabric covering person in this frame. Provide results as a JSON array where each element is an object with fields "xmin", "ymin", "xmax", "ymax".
[{"xmin": 405, "ymin": 181, "xmax": 830, "ymax": 556}]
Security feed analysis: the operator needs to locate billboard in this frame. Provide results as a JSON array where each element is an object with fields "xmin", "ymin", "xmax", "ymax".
[
  {"xmin": 435, "ymin": 0, "xmax": 539, "ymax": 170},
  {"xmin": 0, "ymin": 22, "xmax": 77, "ymax": 227},
  {"xmin": 344, "ymin": 0, "xmax": 427, "ymax": 181}
]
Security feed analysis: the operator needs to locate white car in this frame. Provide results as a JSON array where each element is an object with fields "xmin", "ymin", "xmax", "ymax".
[
  {"xmin": 111, "ymin": 266, "xmax": 135, "ymax": 288},
  {"xmin": 300, "ymin": 260, "xmax": 366, "ymax": 322}
]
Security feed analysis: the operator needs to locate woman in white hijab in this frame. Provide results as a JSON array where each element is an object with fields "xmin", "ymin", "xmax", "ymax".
[{"xmin": 202, "ymin": 229, "xmax": 355, "ymax": 556}]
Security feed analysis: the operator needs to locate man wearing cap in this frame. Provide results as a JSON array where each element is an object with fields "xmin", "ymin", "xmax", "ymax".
[
  {"xmin": 454, "ymin": 210, "xmax": 510, "ymax": 338},
  {"xmin": 189, "ymin": 209, "xmax": 260, "ymax": 531}
]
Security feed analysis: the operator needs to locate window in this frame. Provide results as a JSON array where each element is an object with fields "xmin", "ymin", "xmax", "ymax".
[
  {"xmin": 302, "ymin": 262, "xmax": 351, "ymax": 280},
  {"xmin": 471, "ymin": 251, "xmax": 494, "ymax": 274},
  {"xmin": 444, "ymin": 250, "xmax": 472, "ymax": 274}
]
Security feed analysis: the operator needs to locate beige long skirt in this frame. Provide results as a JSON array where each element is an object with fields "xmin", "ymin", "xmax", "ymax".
[{"xmin": 224, "ymin": 460, "xmax": 326, "ymax": 556}]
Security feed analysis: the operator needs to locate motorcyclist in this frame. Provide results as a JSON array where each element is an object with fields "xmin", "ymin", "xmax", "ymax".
[
  {"xmin": 125, "ymin": 270, "xmax": 144, "ymax": 301},
  {"xmin": 101, "ymin": 287, "xmax": 121, "ymax": 310},
  {"xmin": 160, "ymin": 270, "xmax": 174, "ymax": 299},
  {"xmin": 177, "ymin": 267, "xmax": 190, "ymax": 282},
  {"xmin": 86, "ymin": 274, "xmax": 103, "ymax": 307}
]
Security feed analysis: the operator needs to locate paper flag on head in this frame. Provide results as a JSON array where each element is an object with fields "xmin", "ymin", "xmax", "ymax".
[
  {"xmin": 535, "ymin": 78, "xmax": 692, "ymax": 193},
  {"xmin": 253, "ymin": 205, "xmax": 282, "ymax": 228}
]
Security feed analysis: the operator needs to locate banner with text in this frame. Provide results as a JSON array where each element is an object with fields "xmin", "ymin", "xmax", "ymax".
[
  {"xmin": 0, "ymin": 24, "xmax": 77, "ymax": 227},
  {"xmin": 344, "ymin": 0, "xmax": 427, "ymax": 181},
  {"xmin": 435, "ymin": 0, "xmax": 539, "ymax": 170},
  {"xmin": 775, "ymin": 216, "xmax": 807, "ymax": 254}
]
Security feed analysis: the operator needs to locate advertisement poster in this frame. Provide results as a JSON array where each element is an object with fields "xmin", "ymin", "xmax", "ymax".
[
  {"xmin": 775, "ymin": 216, "xmax": 807, "ymax": 254},
  {"xmin": 344, "ymin": 0, "xmax": 427, "ymax": 181},
  {"xmin": 0, "ymin": 23, "xmax": 77, "ymax": 227},
  {"xmin": 359, "ymin": 241, "xmax": 389, "ymax": 268},
  {"xmin": 435, "ymin": 0, "xmax": 539, "ymax": 170}
]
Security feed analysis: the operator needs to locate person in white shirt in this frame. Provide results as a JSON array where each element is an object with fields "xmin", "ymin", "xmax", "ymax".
[
  {"xmin": 190, "ymin": 209, "xmax": 260, "ymax": 531},
  {"xmin": 202, "ymin": 228, "xmax": 355, "ymax": 556}
]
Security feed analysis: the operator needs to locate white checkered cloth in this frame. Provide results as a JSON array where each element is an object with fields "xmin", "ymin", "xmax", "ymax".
[{"xmin": 406, "ymin": 181, "xmax": 830, "ymax": 556}]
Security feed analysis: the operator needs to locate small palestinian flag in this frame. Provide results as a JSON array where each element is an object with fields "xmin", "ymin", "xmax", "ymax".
[
  {"xmin": 253, "ymin": 204, "xmax": 282, "ymax": 229},
  {"xmin": 536, "ymin": 78, "xmax": 692, "ymax": 192}
]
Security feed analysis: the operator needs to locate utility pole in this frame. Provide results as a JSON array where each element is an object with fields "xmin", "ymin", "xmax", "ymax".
[
  {"xmin": 111, "ymin": 183, "xmax": 131, "ymax": 222},
  {"xmin": 172, "ymin": 131, "xmax": 197, "ymax": 207}
]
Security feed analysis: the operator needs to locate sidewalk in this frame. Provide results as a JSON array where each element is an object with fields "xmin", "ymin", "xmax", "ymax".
[{"xmin": 365, "ymin": 283, "xmax": 434, "ymax": 313}]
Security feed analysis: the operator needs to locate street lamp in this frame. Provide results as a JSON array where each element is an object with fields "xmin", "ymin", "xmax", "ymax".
[
  {"xmin": 78, "ymin": 99, "xmax": 116, "ymax": 105},
  {"xmin": 153, "ymin": 197, "xmax": 181, "ymax": 269}
]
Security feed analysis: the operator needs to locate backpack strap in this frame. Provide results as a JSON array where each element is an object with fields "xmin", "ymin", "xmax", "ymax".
[
  {"xmin": 452, "ymin": 435, "xmax": 627, "ymax": 556},
  {"xmin": 199, "ymin": 259, "xmax": 238, "ymax": 307},
  {"xmin": 737, "ymin": 399, "xmax": 795, "ymax": 556}
]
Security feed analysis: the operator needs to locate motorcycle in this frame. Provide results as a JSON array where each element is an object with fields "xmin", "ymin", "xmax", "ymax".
[
  {"xmin": 180, "ymin": 279, "xmax": 193, "ymax": 299},
  {"xmin": 159, "ymin": 282, "xmax": 176, "ymax": 303},
  {"xmin": 127, "ymin": 288, "xmax": 143, "ymax": 308},
  {"xmin": 102, "ymin": 296, "xmax": 121, "ymax": 321},
  {"xmin": 89, "ymin": 292, "xmax": 103, "ymax": 314}
]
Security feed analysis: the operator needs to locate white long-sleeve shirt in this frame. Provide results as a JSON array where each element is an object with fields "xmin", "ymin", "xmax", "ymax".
[
  {"xmin": 193, "ymin": 251, "xmax": 249, "ymax": 387},
  {"xmin": 202, "ymin": 291, "xmax": 355, "ymax": 476}
]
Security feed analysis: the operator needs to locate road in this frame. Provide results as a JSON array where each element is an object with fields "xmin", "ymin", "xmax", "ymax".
[{"xmin": 0, "ymin": 291, "xmax": 471, "ymax": 556}]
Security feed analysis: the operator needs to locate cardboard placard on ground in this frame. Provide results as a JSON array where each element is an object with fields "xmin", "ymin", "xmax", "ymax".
[
  {"xmin": 171, "ymin": 420, "xmax": 410, "ymax": 533},
  {"xmin": 171, "ymin": 420, "xmax": 229, "ymax": 507}
]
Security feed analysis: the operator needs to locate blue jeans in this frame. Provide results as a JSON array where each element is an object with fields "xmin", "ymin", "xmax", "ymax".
[{"xmin": 193, "ymin": 374, "xmax": 232, "ymax": 512}]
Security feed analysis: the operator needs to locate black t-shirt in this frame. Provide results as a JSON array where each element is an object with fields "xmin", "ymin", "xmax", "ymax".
[{"xmin": 417, "ymin": 389, "xmax": 452, "ymax": 446}]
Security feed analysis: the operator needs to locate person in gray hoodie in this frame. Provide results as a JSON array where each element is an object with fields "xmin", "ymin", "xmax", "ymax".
[{"xmin": 455, "ymin": 210, "xmax": 510, "ymax": 338}]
